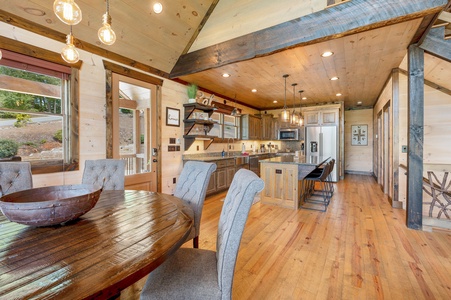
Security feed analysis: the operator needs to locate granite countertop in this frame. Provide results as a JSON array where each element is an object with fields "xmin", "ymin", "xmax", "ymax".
[
  {"xmin": 259, "ymin": 155, "xmax": 329, "ymax": 166},
  {"xmin": 183, "ymin": 152, "xmax": 277, "ymax": 162}
]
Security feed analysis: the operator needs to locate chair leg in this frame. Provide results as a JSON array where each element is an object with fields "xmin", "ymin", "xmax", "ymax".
[{"xmin": 193, "ymin": 236, "xmax": 199, "ymax": 248}]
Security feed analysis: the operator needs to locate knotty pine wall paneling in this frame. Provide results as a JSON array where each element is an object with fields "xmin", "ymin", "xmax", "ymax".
[{"xmin": 344, "ymin": 109, "xmax": 373, "ymax": 174}]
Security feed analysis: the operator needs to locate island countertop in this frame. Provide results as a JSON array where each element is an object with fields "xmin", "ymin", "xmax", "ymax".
[{"xmin": 259, "ymin": 155, "xmax": 329, "ymax": 166}]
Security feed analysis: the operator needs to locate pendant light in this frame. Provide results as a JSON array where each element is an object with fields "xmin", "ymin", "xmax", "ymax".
[
  {"xmin": 280, "ymin": 74, "xmax": 290, "ymax": 123},
  {"xmin": 291, "ymin": 83, "xmax": 299, "ymax": 125},
  {"xmin": 53, "ymin": 0, "xmax": 82, "ymax": 25},
  {"xmin": 61, "ymin": 26, "xmax": 80, "ymax": 64},
  {"xmin": 98, "ymin": 0, "xmax": 116, "ymax": 45},
  {"xmin": 298, "ymin": 90, "xmax": 305, "ymax": 126}
]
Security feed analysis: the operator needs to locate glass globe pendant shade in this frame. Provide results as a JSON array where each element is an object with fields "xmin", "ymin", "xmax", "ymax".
[
  {"xmin": 98, "ymin": 13, "xmax": 116, "ymax": 45},
  {"xmin": 298, "ymin": 115, "xmax": 304, "ymax": 126},
  {"xmin": 281, "ymin": 109, "xmax": 290, "ymax": 122},
  {"xmin": 53, "ymin": 0, "xmax": 82, "ymax": 25},
  {"xmin": 291, "ymin": 111, "xmax": 299, "ymax": 125},
  {"xmin": 61, "ymin": 33, "xmax": 79, "ymax": 63}
]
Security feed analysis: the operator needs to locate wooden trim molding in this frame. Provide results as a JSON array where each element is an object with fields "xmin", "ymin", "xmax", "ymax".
[
  {"xmin": 103, "ymin": 61, "xmax": 163, "ymax": 87},
  {"xmin": 170, "ymin": 0, "xmax": 448, "ymax": 77},
  {"xmin": 0, "ymin": 35, "xmax": 82, "ymax": 69}
]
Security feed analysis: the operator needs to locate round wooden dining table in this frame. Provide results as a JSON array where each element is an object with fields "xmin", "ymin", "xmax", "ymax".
[{"xmin": 0, "ymin": 190, "xmax": 193, "ymax": 299}]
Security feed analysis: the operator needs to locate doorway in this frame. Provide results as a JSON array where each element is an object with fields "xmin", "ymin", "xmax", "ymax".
[{"xmin": 111, "ymin": 74, "xmax": 158, "ymax": 191}]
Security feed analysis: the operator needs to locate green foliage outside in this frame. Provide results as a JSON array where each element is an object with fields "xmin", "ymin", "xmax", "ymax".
[
  {"xmin": 0, "ymin": 111, "xmax": 18, "ymax": 119},
  {"xmin": 0, "ymin": 139, "xmax": 19, "ymax": 158},
  {"xmin": 14, "ymin": 113, "xmax": 31, "ymax": 127},
  {"xmin": 0, "ymin": 66, "xmax": 62, "ymax": 114},
  {"xmin": 54, "ymin": 129, "xmax": 63, "ymax": 142}
]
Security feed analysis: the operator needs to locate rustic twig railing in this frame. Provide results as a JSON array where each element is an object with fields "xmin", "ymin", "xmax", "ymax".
[{"xmin": 400, "ymin": 164, "xmax": 451, "ymax": 219}]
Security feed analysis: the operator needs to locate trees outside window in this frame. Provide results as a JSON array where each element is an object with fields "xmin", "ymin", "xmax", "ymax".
[{"xmin": 0, "ymin": 50, "xmax": 78, "ymax": 173}]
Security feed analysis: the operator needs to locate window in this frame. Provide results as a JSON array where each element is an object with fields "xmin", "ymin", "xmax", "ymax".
[{"xmin": 0, "ymin": 49, "xmax": 78, "ymax": 173}]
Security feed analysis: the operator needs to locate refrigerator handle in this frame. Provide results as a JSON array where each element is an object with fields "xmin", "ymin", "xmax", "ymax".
[{"xmin": 319, "ymin": 132, "xmax": 323, "ymax": 157}]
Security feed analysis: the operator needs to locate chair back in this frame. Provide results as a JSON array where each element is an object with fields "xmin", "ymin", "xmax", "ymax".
[
  {"xmin": 82, "ymin": 159, "xmax": 126, "ymax": 190},
  {"xmin": 0, "ymin": 162, "xmax": 33, "ymax": 196},
  {"xmin": 216, "ymin": 169, "xmax": 264, "ymax": 299},
  {"xmin": 174, "ymin": 161, "xmax": 217, "ymax": 237}
]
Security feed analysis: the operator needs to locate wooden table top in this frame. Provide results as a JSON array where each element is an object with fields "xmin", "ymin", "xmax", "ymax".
[{"xmin": 0, "ymin": 190, "xmax": 193, "ymax": 299}]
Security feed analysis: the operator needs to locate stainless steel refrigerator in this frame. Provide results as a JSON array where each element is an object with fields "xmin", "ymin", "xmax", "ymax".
[{"xmin": 305, "ymin": 125, "xmax": 338, "ymax": 181}]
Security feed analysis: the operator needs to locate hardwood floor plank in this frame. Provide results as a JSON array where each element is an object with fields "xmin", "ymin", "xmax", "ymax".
[{"xmin": 120, "ymin": 174, "xmax": 451, "ymax": 300}]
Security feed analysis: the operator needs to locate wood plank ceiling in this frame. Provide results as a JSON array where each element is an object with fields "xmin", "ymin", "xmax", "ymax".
[{"xmin": 0, "ymin": 0, "xmax": 449, "ymax": 110}]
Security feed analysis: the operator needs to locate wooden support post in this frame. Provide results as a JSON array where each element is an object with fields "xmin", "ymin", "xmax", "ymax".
[{"xmin": 406, "ymin": 44, "xmax": 424, "ymax": 230}]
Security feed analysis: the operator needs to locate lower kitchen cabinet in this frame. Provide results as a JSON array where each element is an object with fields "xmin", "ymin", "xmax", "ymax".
[{"xmin": 206, "ymin": 171, "xmax": 216, "ymax": 195}]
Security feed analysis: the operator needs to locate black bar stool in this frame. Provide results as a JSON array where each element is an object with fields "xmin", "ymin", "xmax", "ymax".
[{"xmin": 300, "ymin": 159, "xmax": 334, "ymax": 212}]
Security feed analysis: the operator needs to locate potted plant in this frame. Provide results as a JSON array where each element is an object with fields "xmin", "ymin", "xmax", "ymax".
[
  {"xmin": 0, "ymin": 139, "xmax": 20, "ymax": 161},
  {"xmin": 187, "ymin": 83, "xmax": 198, "ymax": 103}
]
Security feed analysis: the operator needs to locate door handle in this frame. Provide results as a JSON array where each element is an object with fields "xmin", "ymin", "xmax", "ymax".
[{"xmin": 152, "ymin": 159, "xmax": 158, "ymax": 162}]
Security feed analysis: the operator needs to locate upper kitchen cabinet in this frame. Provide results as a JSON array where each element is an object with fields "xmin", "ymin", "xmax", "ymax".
[
  {"xmin": 183, "ymin": 103, "xmax": 217, "ymax": 150},
  {"xmin": 241, "ymin": 114, "xmax": 262, "ymax": 140},
  {"xmin": 261, "ymin": 114, "xmax": 277, "ymax": 140},
  {"xmin": 303, "ymin": 108, "xmax": 339, "ymax": 126}
]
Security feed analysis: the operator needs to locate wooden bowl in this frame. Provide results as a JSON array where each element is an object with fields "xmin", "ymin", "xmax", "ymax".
[{"xmin": 0, "ymin": 184, "xmax": 102, "ymax": 227}]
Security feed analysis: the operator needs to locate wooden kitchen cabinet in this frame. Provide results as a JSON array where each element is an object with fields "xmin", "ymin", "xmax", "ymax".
[
  {"xmin": 303, "ymin": 109, "xmax": 338, "ymax": 126},
  {"xmin": 261, "ymin": 114, "xmax": 276, "ymax": 140},
  {"xmin": 241, "ymin": 114, "xmax": 262, "ymax": 140}
]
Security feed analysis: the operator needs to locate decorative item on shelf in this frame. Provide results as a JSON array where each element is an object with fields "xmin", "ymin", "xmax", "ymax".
[
  {"xmin": 61, "ymin": 25, "xmax": 80, "ymax": 64},
  {"xmin": 198, "ymin": 92, "xmax": 215, "ymax": 105},
  {"xmin": 53, "ymin": 0, "xmax": 82, "ymax": 25},
  {"xmin": 98, "ymin": 0, "xmax": 116, "ymax": 46},
  {"xmin": 291, "ymin": 83, "xmax": 299, "ymax": 126},
  {"xmin": 298, "ymin": 90, "xmax": 304, "ymax": 126},
  {"xmin": 279, "ymin": 74, "xmax": 290, "ymax": 123},
  {"xmin": 187, "ymin": 83, "xmax": 198, "ymax": 103}
]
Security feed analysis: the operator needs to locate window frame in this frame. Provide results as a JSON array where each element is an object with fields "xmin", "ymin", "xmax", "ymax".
[{"xmin": 0, "ymin": 48, "xmax": 80, "ymax": 174}]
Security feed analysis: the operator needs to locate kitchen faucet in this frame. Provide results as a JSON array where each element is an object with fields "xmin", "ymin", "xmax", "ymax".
[{"xmin": 227, "ymin": 138, "xmax": 235, "ymax": 156}]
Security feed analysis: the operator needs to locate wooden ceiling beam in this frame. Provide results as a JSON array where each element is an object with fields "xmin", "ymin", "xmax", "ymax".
[
  {"xmin": 419, "ymin": 27, "xmax": 451, "ymax": 63},
  {"xmin": 170, "ymin": 0, "xmax": 448, "ymax": 78}
]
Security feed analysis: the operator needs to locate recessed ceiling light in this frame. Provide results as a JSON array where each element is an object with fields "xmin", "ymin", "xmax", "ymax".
[
  {"xmin": 153, "ymin": 2, "xmax": 163, "ymax": 14},
  {"xmin": 357, "ymin": 101, "xmax": 362, "ymax": 105},
  {"xmin": 273, "ymin": 100, "xmax": 278, "ymax": 103},
  {"xmin": 222, "ymin": 73, "xmax": 230, "ymax": 78},
  {"xmin": 336, "ymin": 93, "xmax": 342, "ymax": 96},
  {"xmin": 321, "ymin": 51, "xmax": 334, "ymax": 57},
  {"xmin": 330, "ymin": 76, "xmax": 339, "ymax": 81},
  {"xmin": 251, "ymin": 89, "xmax": 257, "ymax": 93},
  {"xmin": 302, "ymin": 97, "xmax": 307, "ymax": 100}
]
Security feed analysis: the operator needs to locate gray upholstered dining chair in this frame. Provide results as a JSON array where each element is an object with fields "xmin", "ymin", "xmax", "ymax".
[
  {"xmin": 140, "ymin": 168, "xmax": 265, "ymax": 300},
  {"xmin": 82, "ymin": 159, "xmax": 126, "ymax": 190},
  {"xmin": 174, "ymin": 161, "xmax": 217, "ymax": 248},
  {"xmin": 0, "ymin": 162, "xmax": 33, "ymax": 196}
]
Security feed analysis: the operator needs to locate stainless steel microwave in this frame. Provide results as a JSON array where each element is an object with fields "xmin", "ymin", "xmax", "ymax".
[{"xmin": 278, "ymin": 128, "xmax": 303, "ymax": 140}]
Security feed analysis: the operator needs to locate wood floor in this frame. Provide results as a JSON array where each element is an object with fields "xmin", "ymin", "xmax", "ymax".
[{"xmin": 122, "ymin": 174, "xmax": 451, "ymax": 299}]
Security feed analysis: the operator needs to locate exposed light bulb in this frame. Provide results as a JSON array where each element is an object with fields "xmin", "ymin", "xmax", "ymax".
[
  {"xmin": 53, "ymin": 0, "xmax": 82, "ymax": 25},
  {"xmin": 98, "ymin": 1, "xmax": 116, "ymax": 45},
  {"xmin": 0, "ymin": 49, "xmax": 2, "ymax": 60},
  {"xmin": 61, "ymin": 32, "xmax": 79, "ymax": 63},
  {"xmin": 98, "ymin": 14, "xmax": 116, "ymax": 45}
]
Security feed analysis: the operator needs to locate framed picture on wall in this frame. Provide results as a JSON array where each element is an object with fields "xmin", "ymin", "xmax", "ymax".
[
  {"xmin": 351, "ymin": 124, "xmax": 368, "ymax": 146},
  {"xmin": 166, "ymin": 107, "xmax": 180, "ymax": 127}
]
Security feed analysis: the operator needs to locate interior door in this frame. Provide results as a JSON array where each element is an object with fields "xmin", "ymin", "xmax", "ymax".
[{"xmin": 112, "ymin": 74, "xmax": 158, "ymax": 191}]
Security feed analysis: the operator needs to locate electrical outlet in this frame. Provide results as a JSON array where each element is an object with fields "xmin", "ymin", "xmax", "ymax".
[{"xmin": 402, "ymin": 145, "xmax": 407, "ymax": 153}]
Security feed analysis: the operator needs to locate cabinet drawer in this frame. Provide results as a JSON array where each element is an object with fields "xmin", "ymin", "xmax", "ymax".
[{"xmin": 215, "ymin": 159, "xmax": 233, "ymax": 169}]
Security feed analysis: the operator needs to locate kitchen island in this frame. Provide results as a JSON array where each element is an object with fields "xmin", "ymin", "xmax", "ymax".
[{"xmin": 259, "ymin": 155, "xmax": 329, "ymax": 209}]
